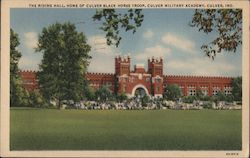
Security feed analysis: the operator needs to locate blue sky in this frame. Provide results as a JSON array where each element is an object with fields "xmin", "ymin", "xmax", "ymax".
[{"xmin": 10, "ymin": 8, "xmax": 242, "ymax": 76}]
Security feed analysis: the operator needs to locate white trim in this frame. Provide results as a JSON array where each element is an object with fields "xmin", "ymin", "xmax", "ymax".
[
  {"xmin": 143, "ymin": 74, "xmax": 151, "ymax": 77},
  {"xmin": 130, "ymin": 73, "xmax": 151, "ymax": 77},
  {"xmin": 131, "ymin": 84, "xmax": 150, "ymax": 97},
  {"xmin": 154, "ymin": 94, "xmax": 163, "ymax": 98},
  {"xmin": 135, "ymin": 64, "xmax": 144, "ymax": 68},
  {"xmin": 126, "ymin": 93, "xmax": 133, "ymax": 98}
]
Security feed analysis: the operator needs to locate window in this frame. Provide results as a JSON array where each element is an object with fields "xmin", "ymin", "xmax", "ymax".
[
  {"xmin": 188, "ymin": 85, "xmax": 196, "ymax": 96},
  {"xmin": 212, "ymin": 86, "xmax": 220, "ymax": 95},
  {"xmin": 202, "ymin": 90, "xmax": 208, "ymax": 96},
  {"xmin": 212, "ymin": 90, "xmax": 218, "ymax": 96},
  {"xmin": 23, "ymin": 80, "xmax": 33, "ymax": 85},
  {"xmin": 188, "ymin": 89, "xmax": 196, "ymax": 96},
  {"xmin": 224, "ymin": 86, "xmax": 232, "ymax": 95},
  {"xmin": 156, "ymin": 78, "xmax": 161, "ymax": 83}
]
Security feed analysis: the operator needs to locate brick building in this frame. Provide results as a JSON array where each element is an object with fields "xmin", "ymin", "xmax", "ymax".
[{"xmin": 20, "ymin": 56, "xmax": 233, "ymax": 98}]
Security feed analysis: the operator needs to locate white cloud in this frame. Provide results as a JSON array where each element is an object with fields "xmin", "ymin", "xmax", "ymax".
[
  {"xmin": 135, "ymin": 45, "xmax": 171, "ymax": 61},
  {"xmin": 162, "ymin": 33, "xmax": 195, "ymax": 53},
  {"xmin": 19, "ymin": 56, "xmax": 40, "ymax": 71},
  {"xmin": 166, "ymin": 57, "xmax": 237, "ymax": 76},
  {"xmin": 24, "ymin": 32, "xmax": 38, "ymax": 50},
  {"xmin": 87, "ymin": 35, "xmax": 120, "ymax": 73},
  {"xmin": 143, "ymin": 29, "xmax": 154, "ymax": 39}
]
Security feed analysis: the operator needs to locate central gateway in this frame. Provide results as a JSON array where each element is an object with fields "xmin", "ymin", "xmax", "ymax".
[
  {"xmin": 132, "ymin": 84, "xmax": 149, "ymax": 97},
  {"xmin": 115, "ymin": 55, "xmax": 163, "ymax": 98}
]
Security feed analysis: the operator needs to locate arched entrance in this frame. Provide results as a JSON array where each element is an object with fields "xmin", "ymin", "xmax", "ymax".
[
  {"xmin": 131, "ymin": 84, "xmax": 149, "ymax": 97},
  {"xmin": 135, "ymin": 87, "xmax": 147, "ymax": 97}
]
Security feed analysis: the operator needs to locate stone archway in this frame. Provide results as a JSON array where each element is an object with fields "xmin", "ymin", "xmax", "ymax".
[{"xmin": 131, "ymin": 84, "xmax": 149, "ymax": 97}]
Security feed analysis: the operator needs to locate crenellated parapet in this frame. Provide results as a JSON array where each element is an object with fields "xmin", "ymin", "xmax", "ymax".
[
  {"xmin": 164, "ymin": 75, "xmax": 233, "ymax": 90},
  {"xmin": 148, "ymin": 56, "xmax": 163, "ymax": 64},
  {"xmin": 19, "ymin": 70, "xmax": 38, "ymax": 78},
  {"xmin": 165, "ymin": 75, "xmax": 232, "ymax": 80},
  {"xmin": 115, "ymin": 55, "xmax": 131, "ymax": 63},
  {"xmin": 147, "ymin": 56, "xmax": 163, "ymax": 77},
  {"xmin": 20, "ymin": 70, "xmax": 38, "ymax": 74},
  {"xmin": 86, "ymin": 72, "xmax": 115, "ymax": 78},
  {"xmin": 19, "ymin": 70, "xmax": 38, "ymax": 91}
]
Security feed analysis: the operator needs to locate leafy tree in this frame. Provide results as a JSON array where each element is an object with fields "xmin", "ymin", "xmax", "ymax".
[
  {"xmin": 216, "ymin": 91, "xmax": 226, "ymax": 101},
  {"xmin": 164, "ymin": 84, "xmax": 182, "ymax": 101},
  {"xmin": 231, "ymin": 76, "xmax": 242, "ymax": 101},
  {"xmin": 84, "ymin": 86, "xmax": 96, "ymax": 101},
  {"xmin": 36, "ymin": 22, "xmax": 91, "ymax": 109},
  {"xmin": 201, "ymin": 95, "xmax": 212, "ymax": 101},
  {"xmin": 29, "ymin": 90, "xmax": 46, "ymax": 107},
  {"xmin": 182, "ymin": 95, "xmax": 197, "ymax": 103},
  {"xmin": 195, "ymin": 89, "xmax": 204, "ymax": 100},
  {"xmin": 225, "ymin": 94, "xmax": 234, "ymax": 103},
  {"xmin": 10, "ymin": 28, "xmax": 28, "ymax": 107},
  {"xmin": 93, "ymin": 9, "xmax": 144, "ymax": 47},
  {"xmin": 116, "ymin": 92, "xmax": 128, "ymax": 103},
  {"xmin": 10, "ymin": 29, "xmax": 21, "ymax": 79},
  {"xmin": 95, "ymin": 85, "xmax": 113, "ymax": 102},
  {"xmin": 190, "ymin": 9, "xmax": 242, "ymax": 59}
]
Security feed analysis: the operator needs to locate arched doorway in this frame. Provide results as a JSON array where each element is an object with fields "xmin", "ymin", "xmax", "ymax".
[
  {"xmin": 131, "ymin": 84, "xmax": 149, "ymax": 97},
  {"xmin": 135, "ymin": 87, "xmax": 147, "ymax": 97}
]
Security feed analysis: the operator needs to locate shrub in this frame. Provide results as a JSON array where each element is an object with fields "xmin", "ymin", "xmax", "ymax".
[
  {"xmin": 202, "ymin": 102, "xmax": 213, "ymax": 109},
  {"xmin": 29, "ymin": 90, "xmax": 47, "ymax": 108},
  {"xmin": 182, "ymin": 96, "xmax": 197, "ymax": 103}
]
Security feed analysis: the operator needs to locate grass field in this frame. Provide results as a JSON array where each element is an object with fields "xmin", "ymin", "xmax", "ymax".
[{"xmin": 10, "ymin": 109, "xmax": 242, "ymax": 150}]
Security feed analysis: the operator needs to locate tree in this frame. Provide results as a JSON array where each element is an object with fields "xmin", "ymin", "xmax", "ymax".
[
  {"xmin": 164, "ymin": 84, "xmax": 182, "ymax": 101},
  {"xmin": 141, "ymin": 95, "xmax": 150, "ymax": 107},
  {"xmin": 216, "ymin": 91, "xmax": 226, "ymax": 101},
  {"xmin": 95, "ymin": 85, "xmax": 113, "ymax": 102},
  {"xmin": 116, "ymin": 92, "xmax": 128, "ymax": 103},
  {"xmin": 10, "ymin": 28, "xmax": 28, "ymax": 107},
  {"xmin": 231, "ymin": 76, "xmax": 242, "ymax": 101},
  {"xmin": 182, "ymin": 95, "xmax": 197, "ymax": 103},
  {"xmin": 93, "ymin": 9, "xmax": 144, "ymax": 47},
  {"xmin": 36, "ymin": 22, "xmax": 91, "ymax": 109},
  {"xmin": 29, "ymin": 90, "xmax": 46, "ymax": 108},
  {"xmin": 190, "ymin": 9, "xmax": 242, "ymax": 59},
  {"xmin": 195, "ymin": 89, "xmax": 204, "ymax": 100},
  {"xmin": 84, "ymin": 85, "xmax": 96, "ymax": 101},
  {"xmin": 225, "ymin": 94, "xmax": 234, "ymax": 103}
]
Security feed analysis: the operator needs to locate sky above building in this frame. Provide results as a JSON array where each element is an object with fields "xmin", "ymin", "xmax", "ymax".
[{"xmin": 10, "ymin": 8, "xmax": 242, "ymax": 77}]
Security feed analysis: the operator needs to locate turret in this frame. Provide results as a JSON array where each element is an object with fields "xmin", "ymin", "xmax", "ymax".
[
  {"xmin": 148, "ymin": 56, "xmax": 163, "ymax": 77},
  {"xmin": 115, "ymin": 55, "xmax": 131, "ymax": 76}
]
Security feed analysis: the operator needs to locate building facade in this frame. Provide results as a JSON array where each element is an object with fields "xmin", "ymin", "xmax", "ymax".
[{"xmin": 20, "ymin": 56, "xmax": 233, "ymax": 98}]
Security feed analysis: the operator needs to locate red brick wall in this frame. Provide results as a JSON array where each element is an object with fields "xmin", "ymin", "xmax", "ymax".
[
  {"xmin": 115, "ymin": 56, "xmax": 130, "ymax": 76},
  {"xmin": 164, "ymin": 75, "xmax": 232, "ymax": 96},
  {"xmin": 19, "ymin": 57, "xmax": 233, "ymax": 97},
  {"xmin": 19, "ymin": 70, "xmax": 38, "ymax": 91},
  {"xmin": 86, "ymin": 72, "xmax": 115, "ymax": 91}
]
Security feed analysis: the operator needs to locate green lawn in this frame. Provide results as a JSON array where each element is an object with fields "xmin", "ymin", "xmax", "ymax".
[{"xmin": 10, "ymin": 109, "xmax": 242, "ymax": 150}]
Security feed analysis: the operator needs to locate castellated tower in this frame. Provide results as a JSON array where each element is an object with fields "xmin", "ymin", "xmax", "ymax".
[
  {"xmin": 148, "ymin": 56, "xmax": 163, "ymax": 77},
  {"xmin": 148, "ymin": 57, "xmax": 164, "ymax": 97},
  {"xmin": 115, "ymin": 55, "xmax": 131, "ymax": 76}
]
